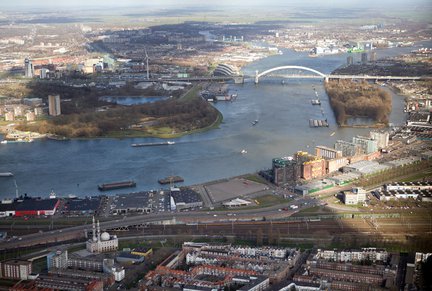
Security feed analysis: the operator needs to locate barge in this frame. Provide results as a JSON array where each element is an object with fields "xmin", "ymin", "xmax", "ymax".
[
  {"xmin": 0, "ymin": 172, "xmax": 13, "ymax": 177},
  {"xmin": 132, "ymin": 141, "xmax": 175, "ymax": 147},
  {"xmin": 98, "ymin": 181, "xmax": 136, "ymax": 191},
  {"xmin": 158, "ymin": 176, "xmax": 184, "ymax": 185}
]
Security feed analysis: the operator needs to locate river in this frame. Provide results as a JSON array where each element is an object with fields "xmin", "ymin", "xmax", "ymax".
[{"xmin": 0, "ymin": 44, "xmax": 423, "ymax": 198}]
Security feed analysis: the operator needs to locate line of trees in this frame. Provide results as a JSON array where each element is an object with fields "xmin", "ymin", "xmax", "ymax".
[{"xmin": 325, "ymin": 80, "xmax": 392, "ymax": 126}]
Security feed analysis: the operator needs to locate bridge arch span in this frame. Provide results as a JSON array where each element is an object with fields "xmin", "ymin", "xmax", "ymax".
[{"xmin": 255, "ymin": 65, "xmax": 327, "ymax": 83}]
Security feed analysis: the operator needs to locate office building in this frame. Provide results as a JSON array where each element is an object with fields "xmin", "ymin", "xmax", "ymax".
[
  {"xmin": 361, "ymin": 52, "xmax": 368, "ymax": 64},
  {"xmin": 25, "ymin": 111, "xmax": 36, "ymax": 121},
  {"xmin": 0, "ymin": 259, "xmax": 32, "ymax": 280},
  {"xmin": 370, "ymin": 51, "xmax": 377, "ymax": 62},
  {"xmin": 13, "ymin": 105, "xmax": 24, "ymax": 117},
  {"xmin": 370, "ymin": 130, "xmax": 389, "ymax": 149},
  {"xmin": 34, "ymin": 107, "xmax": 44, "ymax": 116},
  {"xmin": 335, "ymin": 140, "xmax": 364, "ymax": 157},
  {"xmin": 48, "ymin": 94, "xmax": 61, "ymax": 116},
  {"xmin": 353, "ymin": 135, "xmax": 378, "ymax": 154},
  {"xmin": 343, "ymin": 187, "xmax": 367, "ymax": 205},
  {"xmin": 47, "ymin": 250, "xmax": 68, "ymax": 270},
  {"xmin": 4, "ymin": 111, "xmax": 14, "ymax": 121},
  {"xmin": 24, "ymin": 58, "xmax": 33, "ymax": 78}
]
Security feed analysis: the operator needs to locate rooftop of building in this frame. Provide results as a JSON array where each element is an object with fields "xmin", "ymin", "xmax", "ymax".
[
  {"xmin": 171, "ymin": 188, "xmax": 202, "ymax": 204},
  {"xmin": 343, "ymin": 160, "xmax": 390, "ymax": 174},
  {"xmin": 117, "ymin": 252, "xmax": 144, "ymax": 261},
  {"xmin": 111, "ymin": 191, "xmax": 152, "ymax": 210},
  {"xmin": 64, "ymin": 197, "xmax": 101, "ymax": 212},
  {"xmin": 386, "ymin": 180, "xmax": 432, "ymax": 187},
  {"xmin": 132, "ymin": 247, "xmax": 152, "ymax": 253},
  {"xmin": 0, "ymin": 197, "xmax": 59, "ymax": 212}
]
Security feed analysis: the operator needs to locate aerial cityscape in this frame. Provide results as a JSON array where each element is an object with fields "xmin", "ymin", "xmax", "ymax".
[{"xmin": 0, "ymin": 0, "xmax": 431, "ymax": 290}]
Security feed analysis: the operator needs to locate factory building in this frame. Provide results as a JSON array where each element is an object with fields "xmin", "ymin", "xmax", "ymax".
[
  {"xmin": 295, "ymin": 152, "xmax": 326, "ymax": 180},
  {"xmin": 326, "ymin": 157, "xmax": 349, "ymax": 174},
  {"xmin": 272, "ymin": 157, "xmax": 300, "ymax": 186},
  {"xmin": 170, "ymin": 187, "xmax": 203, "ymax": 211},
  {"xmin": 86, "ymin": 217, "xmax": 118, "ymax": 253},
  {"xmin": 335, "ymin": 140, "xmax": 364, "ymax": 157},
  {"xmin": 0, "ymin": 197, "xmax": 60, "ymax": 218},
  {"xmin": 353, "ymin": 136, "xmax": 378, "ymax": 154},
  {"xmin": 315, "ymin": 145, "xmax": 343, "ymax": 160},
  {"xmin": 342, "ymin": 160, "xmax": 390, "ymax": 175}
]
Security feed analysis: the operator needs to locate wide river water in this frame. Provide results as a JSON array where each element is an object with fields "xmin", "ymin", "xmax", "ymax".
[{"xmin": 0, "ymin": 44, "xmax": 425, "ymax": 198}]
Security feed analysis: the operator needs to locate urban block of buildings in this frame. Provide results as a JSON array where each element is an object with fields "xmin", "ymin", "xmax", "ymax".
[{"xmin": 143, "ymin": 242, "xmax": 300, "ymax": 290}]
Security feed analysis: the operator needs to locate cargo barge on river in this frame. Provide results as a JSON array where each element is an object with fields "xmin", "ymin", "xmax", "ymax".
[
  {"xmin": 158, "ymin": 176, "xmax": 184, "ymax": 185},
  {"xmin": 132, "ymin": 141, "xmax": 175, "ymax": 147},
  {"xmin": 98, "ymin": 181, "xmax": 136, "ymax": 191}
]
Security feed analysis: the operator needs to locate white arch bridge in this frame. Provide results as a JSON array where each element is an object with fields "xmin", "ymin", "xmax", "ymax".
[{"xmin": 253, "ymin": 65, "xmax": 427, "ymax": 83}]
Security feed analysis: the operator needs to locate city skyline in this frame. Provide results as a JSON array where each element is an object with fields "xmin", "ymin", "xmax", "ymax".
[{"xmin": 3, "ymin": 0, "xmax": 431, "ymax": 9}]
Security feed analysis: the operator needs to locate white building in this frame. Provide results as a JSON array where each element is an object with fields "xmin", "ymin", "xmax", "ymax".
[
  {"xmin": 86, "ymin": 217, "xmax": 118, "ymax": 253},
  {"xmin": 343, "ymin": 187, "xmax": 367, "ymax": 205},
  {"xmin": 370, "ymin": 130, "xmax": 389, "ymax": 149},
  {"xmin": 48, "ymin": 94, "xmax": 61, "ymax": 116},
  {"xmin": 4, "ymin": 111, "xmax": 14, "ymax": 121},
  {"xmin": 47, "ymin": 250, "xmax": 68, "ymax": 270},
  {"xmin": 103, "ymin": 259, "xmax": 125, "ymax": 282}
]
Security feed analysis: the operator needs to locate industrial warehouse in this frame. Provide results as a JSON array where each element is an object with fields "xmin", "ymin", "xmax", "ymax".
[{"xmin": 0, "ymin": 196, "xmax": 60, "ymax": 217}]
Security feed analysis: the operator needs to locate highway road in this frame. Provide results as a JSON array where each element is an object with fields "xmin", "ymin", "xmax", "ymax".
[
  {"xmin": 0, "ymin": 196, "xmax": 319, "ymax": 250},
  {"xmin": 1, "ymin": 194, "xmax": 430, "ymax": 251}
]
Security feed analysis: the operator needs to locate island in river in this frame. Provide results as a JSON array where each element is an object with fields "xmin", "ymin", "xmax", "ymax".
[
  {"xmin": 325, "ymin": 79, "xmax": 392, "ymax": 127},
  {"xmin": 13, "ymin": 81, "xmax": 222, "ymax": 139}
]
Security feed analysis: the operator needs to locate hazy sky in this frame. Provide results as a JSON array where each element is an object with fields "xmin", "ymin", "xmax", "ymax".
[{"xmin": 2, "ymin": 0, "xmax": 430, "ymax": 9}]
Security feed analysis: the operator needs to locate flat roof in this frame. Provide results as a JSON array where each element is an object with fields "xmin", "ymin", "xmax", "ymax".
[
  {"xmin": 112, "ymin": 191, "xmax": 151, "ymax": 210},
  {"xmin": 0, "ymin": 198, "xmax": 59, "ymax": 212},
  {"xmin": 65, "ymin": 197, "xmax": 101, "ymax": 211},
  {"xmin": 171, "ymin": 188, "xmax": 202, "ymax": 204}
]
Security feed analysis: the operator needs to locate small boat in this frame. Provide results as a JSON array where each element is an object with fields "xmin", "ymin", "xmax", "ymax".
[
  {"xmin": 251, "ymin": 120, "xmax": 259, "ymax": 126},
  {"xmin": 330, "ymin": 132, "xmax": 336, "ymax": 136},
  {"xmin": 0, "ymin": 172, "xmax": 13, "ymax": 177},
  {"xmin": 311, "ymin": 99, "xmax": 321, "ymax": 105},
  {"xmin": 241, "ymin": 149, "xmax": 247, "ymax": 154}
]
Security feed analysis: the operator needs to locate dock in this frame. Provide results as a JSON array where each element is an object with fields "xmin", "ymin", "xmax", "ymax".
[{"xmin": 309, "ymin": 119, "xmax": 329, "ymax": 128}]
